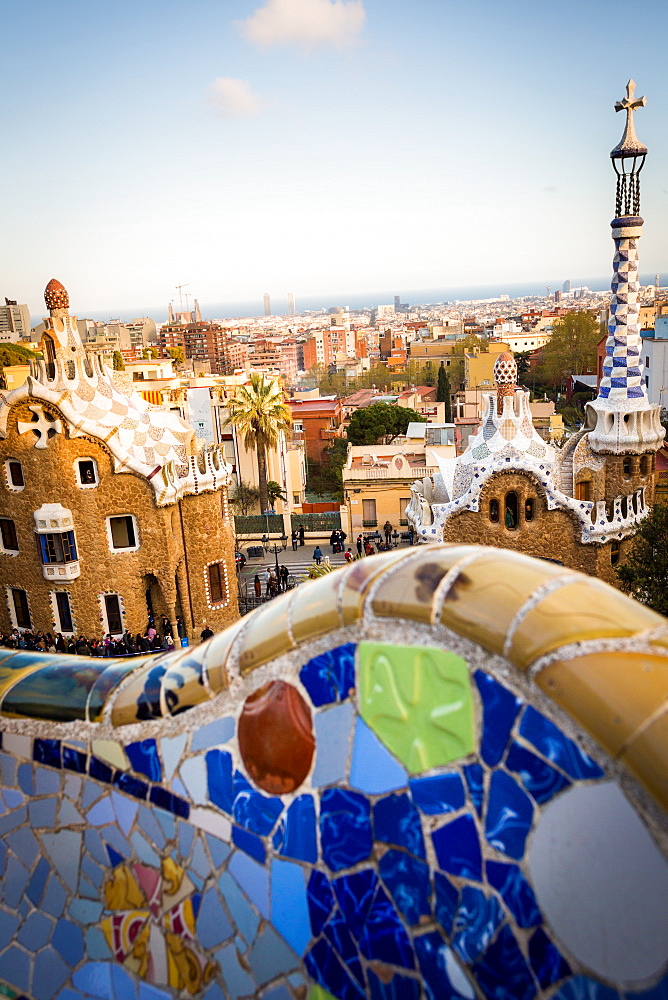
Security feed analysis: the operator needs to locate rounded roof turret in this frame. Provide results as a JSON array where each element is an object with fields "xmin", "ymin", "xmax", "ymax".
[
  {"xmin": 494, "ymin": 352, "xmax": 517, "ymax": 386},
  {"xmin": 44, "ymin": 279, "xmax": 69, "ymax": 312}
]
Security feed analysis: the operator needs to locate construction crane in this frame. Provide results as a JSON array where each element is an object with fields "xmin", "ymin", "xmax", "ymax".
[{"xmin": 175, "ymin": 284, "xmax": 189, "ymax": 310}]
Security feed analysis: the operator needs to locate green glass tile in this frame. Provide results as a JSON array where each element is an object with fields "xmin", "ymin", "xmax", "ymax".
[
  {"xmin": 0, "ymin": 658, "xmax": 108, "ymax": 722},
  {"xmin": 357, "ymin": 642, "xmax": 474, "ymax": 773},
  {"xmin": 309, "ymin": 988, "xmax": 338, "ymax": 1000}
]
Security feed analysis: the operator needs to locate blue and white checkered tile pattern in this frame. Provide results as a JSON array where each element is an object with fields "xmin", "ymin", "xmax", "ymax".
[{"xmin": 599, "ymin": 237, "xmax": 647, "ymax": 401}]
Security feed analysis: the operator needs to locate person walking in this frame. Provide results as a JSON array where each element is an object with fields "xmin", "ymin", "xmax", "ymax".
[
  {"xmin": 384, "ymin": 520, "xmax": 393, "ymax": 548},
  {"xmin": 408, "ymin": 524, "xmax": 415, "ymax": 546},
  {"xmin": 280, "ymin": 564, "xmax": 289, "ymax": 591},
  {"xmin": 265, "ymin": 567, "xmax": 272, "ymax": 596},
  {"xmin": 298, "ymin": 524, "xmax": 305, "ymax": 546},
  {"xmin": 356, "ymin": 534, "xmax": 363, "ymax": 556},
  {"xmin": 313, "ymin": 545, "xmax": 323, "ymax": 565},
  {"xmin": 254, "ymin": 574, "xmax": 262, "ymax": 598},
  {"xmin": 291, "ymin": 529, "xmax": 299, "ymax": 551}
]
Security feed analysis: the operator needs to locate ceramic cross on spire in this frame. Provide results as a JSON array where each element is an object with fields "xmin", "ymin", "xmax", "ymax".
[{"xmin": 611, "ymin": 79, "xmax": 647, "ymax": 157}]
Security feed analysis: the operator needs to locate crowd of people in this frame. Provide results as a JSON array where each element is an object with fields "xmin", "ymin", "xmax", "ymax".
[{"xmin": 0, "ymin": 615, "xmax": 183, "ymax": 656}]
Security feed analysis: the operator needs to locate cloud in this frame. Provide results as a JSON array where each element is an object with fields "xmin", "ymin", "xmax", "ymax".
[
  {"xmin": 209, "ymin": 77, "xmax": 264, "ymax": 118},
  {"xmin": 239, "ymin": 0, "xmax": 365, "ymax": 50}
]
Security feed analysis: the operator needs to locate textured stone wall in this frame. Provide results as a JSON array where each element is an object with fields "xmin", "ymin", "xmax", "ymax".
[
  {"xmin": 441, "ymin": 471, "xmax": 620, "ymax": 584},
  {"xmin": 604, "ymin": 453, "xmax": 656, "ymax": 507},
  {"xmin": 0, "ymin": 401, "xmax": 237, "ymax": 641}
]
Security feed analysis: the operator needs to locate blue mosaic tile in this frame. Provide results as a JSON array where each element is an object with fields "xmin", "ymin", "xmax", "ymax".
[
  {"xmin": 232, "ymin": 824, "xmax": 266, "ymax": 864},
  {"xmin": 247, "ymin": 924, "xmax": 299, "ymax": 984},
  {"xmin": 161, "ymin": 733, "xmax": 187, "ymax": 780},
  {"xmin": 305, "ymin": 937, "xmax": 365, "ymax": 1000},
  {"xmin": 475, "ymin": 670, "xmax": 522, "ymax": 766},
  {"xmin": 84, "ymin": 925, "xmax": 111, "ymax": 960},
  {"xmin": 190, "ymin": 839, "xmax": 211, "ymax": 879},
  {"xmin": 228, "ymin": 850, "xmax": 270, "ymax": 919},
  {"xmin": 432, "ymin": 813, "xmax": 482, "ymax": 881},
  {"xmin": 519, "ymin": 707, "xmax": 605, "ymax": 780},
  {"xmin": 312, "ymin": 701, "xmax": 354, "ymax": 787},
  {"xmin": 625, "ymin": 979, "xmax": 668, "ymax": 1000},
  {"xmin": 2, "ymin": 945, "xmax": 31, "ymax": 992},
  {"xmin": 111, "ymin": 792, "xmax": 138, "ymax": 837},
  {"xmin": 206, "ymin": 833, "xmax": 231, "ymax": 868},
  {"xmin": 434, "ymin": 870, "xmax": 459, "ymax": 937},
  {"xmin": 528, "ymin": 927, "xmax": 571, "ymax": 989},
  {"xmin": 350, "ymin": 717, "xmax": 408, "ymax": 794},
  {"xmin": 271, "ymin": 859, "xmax": 311, "ymax": 956},
  {"xmin": 373, "ymin": 792, "xmax": 426, "ymax": 859},
  {"xmin": 307, "ymin": 869, "xmax": 336, "ymax": 936},
  {"xmin": 506, "ymin": 742, "xmax": 571, "ymax": 804},
  {"xmin": 42, "ymin": 875, "xmax": 68, "ymax": 918},
  {"xmin": 410, "ymin": 772, "xmax": 466, "ymax": 816},
  {"xmin": 81, "ymin": 854, "xmax": 104, "ymax": 890},
  {"xmin": 179, "ymin": 756, "xmax": 208, "ymax": 804},
  {"xmin": 130, "ymin": 830, "xmax": 160, "ymax": 867},
  {"xmin": 486, "ymin": 860, "xmax": 541, "ymax": 928},
  {"xmin": 60, "ymin": 799, "xmax": 84, "ymax": 827},
  {"xmin": 154, "ymin": 808, "xmax": 175, "ymax": 841},
  {"xmin": 72, "ymin": 960, "xmax": 114, "ymax": 996},
  {"xmin": 233, "ymin": 772, "xmax": 283, "ymax": 836},
  {"xmin": 451, "ymin": 886, "xmax": 504, "ymax": 963},
  {"xmin": 475, "ymin": 924, "xmax": 536, "ymax": 1000},
  {"xmin": 379, "ymin": 849, "xmax": 431, "ymax": 926},
  {"xmin": 111, "ymin": 963, "xmax": 138, "ymax": 999},
  {"xmin": 554, "ymin": 978, "xmax": 620, "ymax": 1000},
  {"xmin": 359, "ymin": 886, "xmax": 416, "ymax": 968},
  {"xmin": 196, "ymin": 886, "xmax": 234, "ymax": 949},
  {"xmin": 29, "ymin": 796, "xmax": 58, "ymax": 829},
  {"xmin": 33, "ymin": 948, "xmax": 70, "ymax": 1000},
  {"xmin": 414, "ymin": 931, "xmax": 474, "ymax": 1000},
  {"xmin": 320, "ymin": 788, "xmax": 372, "ymax": 872},
  {"xmin": 485, "ymin": 770, "xmax": 533, "ymax": 859},
  {"xmin": 33, "ymin": 738, "xmax": 62, "ymax": 768},
  {"xmin": 88, "ymin": 795, "xmax": 115, "ymax": 825},
  {"xmin": 218, "ymin": 942, "xmax": 257, "ymax": 997},
  {"xmin": 2, "ymin": 787, "xmax": 24, "ymax": 809},
  {"xmin": 35, "ymin": 766, "xmax": 61, "ymax": 795},
  {"xmin": 148, "ymin": 785, "xmax": 189, "ymax": 818},
  {"xmin": 261, "ymin": 988, "xmax": 292, "ymax": 1000},
  {"xmin": 89, "ymin": 757, "xmax": 113, "ymax": 783},
  {"xmin": 463, "ymin": 763, "xmax": 484, "ymax": 816},
  {"xmin": 218, "ymin": 870, "xmax": 260, "ymax": 945},
  {"xmin": 368, "ymin": 967, "xmax": 421, "ymax": 1000},
  {"xmin": 26, "ymin": 856, "xmax": 50, "ymax": 906},
  {"xmin": 0, "ymin": 910, "xmax": 19, "ymax": 949},
  {"xmin": 333, "ymin": 869, "xmax": 378, "ymax": 941},
  {"xmin": 299, "ymin": 643, "xmax": 356, "ymax": 707},
  {"xmin": 272, "ymin": 795, "xmax": 317, "ymax": 863},
  {"xmin": 7, "ymin": 828, "xmax": 38, "ymax": 870},
  {"xmin": 62, "ymin": 746, "xmax": 87, "ymax": 773},
  {"xmin": 206, "ymin": 749, "xmax": 234, "ymax": 813},
  {"xmin": 323, "ymin": 906, "xmax": 364, "ymax": 985},
  {"xmin": 191, "ymin": 717, "xmax": 235, "ymax": 752},
  {"xmin": 51, "ymin": 918, "xmax": 84, "ymax": 966},
  {"xmin": 113, "ymin": 771, "xmax": 148, "ymax": 800},
  {"xmin": 3, "ymin": 856, "xmax": 29, "ymax": 909},
  {"xmin": 179, "ymin": 821, "xmax": 195, "ymax": 859}
]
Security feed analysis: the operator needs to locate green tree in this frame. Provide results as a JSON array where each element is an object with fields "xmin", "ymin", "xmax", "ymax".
[
  {"xmin": 142, "ymin": 347, "xmax": 158, "ymax": 360},
  {"xmin": 267, "ymin": 480, "xmax": 287, "ymax": 506},
  {"xmin": 459, "ymin": 333, "xmax": 490, "ymax": 352},
  {"xmin": 436, "ymin": 365, "xmax": 452, "ymax": 421},
  {"xmin": 307, "ymin": 438, "xmax": 348, "ymax": 500},
  {"xmin": 537, "ymin": 311, "xmax": 600, "ymax": 385},
  {"xmin": 224, "ymin": 373, "xmax": 292, "ymax": 515},
  {"xmin": 616, "ymin": 504, "xmax": 668, "ymax": 616},
  {"xmin": 112, "ymin": 350, "xmax": 125, "ymax": 371},
  {"xmin": 346, "ymin": 403, "xmax": 426, "ymax": 446},
  {"xmin": 514, "ymin": 350, "xmax": 532, "ymax": 378},
  {"xmin": 166, "ymin": 346, "xmax": 186, "ymax": 365},
  {"xmin": 229, "ymin": 479, "xmax": 260, "ymax": 515},
  {"xmin": 0, "ymin": 343, "xmax": 38, "ymax": 389}
]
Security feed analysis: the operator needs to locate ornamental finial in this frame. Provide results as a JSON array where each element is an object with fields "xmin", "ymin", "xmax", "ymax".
[{"xmin": 611, "ymin": 79, "xmax": 647, "ymax": 158}]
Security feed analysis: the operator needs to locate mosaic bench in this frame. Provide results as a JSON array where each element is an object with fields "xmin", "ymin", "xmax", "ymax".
[{"xmin": 0, "ymin": 544, "xmax": 666, "ymax": 1000}]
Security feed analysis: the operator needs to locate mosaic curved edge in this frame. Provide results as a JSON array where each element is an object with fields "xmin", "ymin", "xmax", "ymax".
[{"xmin": 0, "ymin": 544, "xmax": 667, "ymax": 1000}]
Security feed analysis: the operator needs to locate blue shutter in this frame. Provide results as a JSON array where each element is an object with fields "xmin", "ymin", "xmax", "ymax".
[{"xmin": 39, "ymin": 535, "xmax": 49, "ymax": 563}]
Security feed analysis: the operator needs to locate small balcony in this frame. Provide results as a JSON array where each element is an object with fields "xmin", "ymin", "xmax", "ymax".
[{"xmin": 362, "ymin": 519, "xmax": 378, "ymax": 528}]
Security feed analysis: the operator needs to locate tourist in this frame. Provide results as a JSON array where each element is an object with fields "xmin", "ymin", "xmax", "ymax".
[
  {"xmin": 313, "ymin": 545, "xmax": 323, "ymax": 565},
  {"xmin": 254, "ymin": 574, "xmax": 262, "ymax": 598},
  {"xmin": 384, "ymin": 521, "xmax": 393, "ymax": 547},
  {"xmin": 344, "ymin": 548, "xmax": 354, "ymax": 563},
  {"xmin": 291, "ymin": 529, "xmax": 299, "ymax": 551},
  {"xmin": 356, "ymin": 534, "xmax": 363, "ymax": 556},
  {"xmin": 298, "ymin": 524, "xmax": 305, "ymax": 546},
  {"xmin": 200, "ymin": 625, "xmax": 214, "ymax": 641}
]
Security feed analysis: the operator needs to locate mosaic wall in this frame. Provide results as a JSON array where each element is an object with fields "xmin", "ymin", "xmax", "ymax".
[{"xmin": 0, "ymin": 545, "xmax": 667, "ymax": 1000}]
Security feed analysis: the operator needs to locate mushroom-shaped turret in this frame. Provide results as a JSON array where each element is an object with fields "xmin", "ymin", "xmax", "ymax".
[
  {"xmin": 494, "ymin": 351, "xmax": 517, "ymax": 415},
  {"xmin": 44, "ymin": 279, "xmax": 69, "ymax": 313}
]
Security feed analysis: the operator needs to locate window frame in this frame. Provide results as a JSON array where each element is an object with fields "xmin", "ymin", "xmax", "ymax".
[
  {"xmin": 106, "ymin": 515, "xmax": 139, "ymax": 552},
  {"xmin": 0, "ymin": 518, "xmax": 19, "ymax": 553},
  {"xmin": 53, "ymin": 590, "xmax": 74, "ymax": 634},
  {"xmin": 5, "ymin": 459, "xmax": 24, "ymax": 491},
  {"xmin": 38, "ymin": 530, "xmax": 78, "ymax": 565},
  {"xmin": 504, "ymin": 491, "xmax": 519, "ymax": 530},
  {"xmin": 8, "ymin": 587, "xmax": 31, "ymax": 629},
  {"xmin": 75, "ymin": 457, "xmax": 99, "ymax": 489},
  {"xmin": 489, "ymin": 499, "xmax": 500, "ymax": 523},
  {"xmin": 102, "ymin": 593, "xmax": 124, "ymax": 635},
  {"xmin": 206, "ymin": 561, "xmax": 229, "ymax": 608}
]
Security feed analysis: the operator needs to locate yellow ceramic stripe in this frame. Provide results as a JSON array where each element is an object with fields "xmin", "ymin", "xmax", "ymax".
[
  {"xmin": 618, "ymin": 708, "xmax": 668, "ymax": 812},
  {"xmin": 236, "ymin": 590, "xmax": 297, "ymax": 674}
]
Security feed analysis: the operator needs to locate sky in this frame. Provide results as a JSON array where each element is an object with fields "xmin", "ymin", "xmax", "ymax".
[{"xmin": 3, "ymin": 0, "xmax": 668, "ymax": 320}]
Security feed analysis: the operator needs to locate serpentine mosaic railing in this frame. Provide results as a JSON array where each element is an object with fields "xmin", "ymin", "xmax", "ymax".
[{"xmin": 0, "ymin": 544, "xmax": 667, "ymax": 1000}]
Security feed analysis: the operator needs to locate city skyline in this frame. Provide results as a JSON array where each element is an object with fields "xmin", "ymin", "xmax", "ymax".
[{"xmin": 3, "ymin": 0, "xmax": 668, "ymax": 317}]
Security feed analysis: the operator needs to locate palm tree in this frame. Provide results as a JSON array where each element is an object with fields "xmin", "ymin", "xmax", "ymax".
[{"xmin": 223, "ymin": 373, "xmax": 292, "ymax": 515}]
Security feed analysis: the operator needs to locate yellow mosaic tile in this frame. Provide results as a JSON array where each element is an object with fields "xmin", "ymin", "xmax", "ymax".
[
  {"xmin": 536, "ymin": 651, "xmax": 668, "ymax": 758},
  {"xmin": 203, "ymin": 618, "xmax": 246, "ymax": 692},
  {"xmin": 236, "ymin": 594, "xmax": 296, "ymax": 674},
  {"xmin": 440, "ymin": 550, "xmax": 568, "ymax": 654},
  {"xmin": 161, "ymin": 655, "xmax": 211, "ymax": 717},
  {"xmin": 372, "ymin": 545, "xmax": 481, "ymax": 624},
  {"xmin": 91, "ymin": 740, "xmax": 128, "ymax": 771},
  {"xmin": 340, "ymin": 549, "xmax": 419, "ymax": 625},
  {"xmin": 111, "ymin": 663, "xmax": 166, "ymax": 727},
  {"xmin": 619, "ymin": 708, "xmax": 668, "ymax": 813},
  {"xmin": 291, "ymin": 573, "xmax": 343, "ymax": 643},
  {"xmin": 508, "ymin": 579, "xmax": 665, "ymax": 670}
]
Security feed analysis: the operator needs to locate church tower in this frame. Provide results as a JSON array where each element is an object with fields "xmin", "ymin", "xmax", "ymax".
[{"xmin": 585, "ymin": 81, "xmax": 664, "ymax": 509}]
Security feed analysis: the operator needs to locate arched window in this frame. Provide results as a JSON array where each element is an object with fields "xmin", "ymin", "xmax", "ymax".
[
  {"xmin": 623, "ymin": 457, "xmax": 632, "ymax": 477},
  {"xmin": 611, "ymin": 540, "xmax": 621, "ymax": 565},
  {"xmin": 505, "ymin": 492, "xmax": 518, "ymax": 530},
  {"xmin": 4, "ymin": 459, "xmax": 24, "ymax": 490},
  {"xmin": 525, "ymin": 497, "xmax": 535, "ymax": 521},
  {"xmin": 640, "ymin": 455, "xmax": 650, "ymax": 476},
  {"xmin": 489, "ymin": 499, "xmax": 500, "ymax": 523}
]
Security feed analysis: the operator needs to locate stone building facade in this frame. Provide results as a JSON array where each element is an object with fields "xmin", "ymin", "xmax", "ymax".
[{"xmin": 0, "ymin": 280, "xmax": 238, "ymax": 642}]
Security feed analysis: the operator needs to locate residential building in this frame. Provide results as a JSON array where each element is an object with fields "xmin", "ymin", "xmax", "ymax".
[
  {"xmin": 0, "ymin": 300, "xmax": 31, "ymax": 343},
  {"xmin": 288, "ymin": 395, "xmax": 343, "ymax": 466}
]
